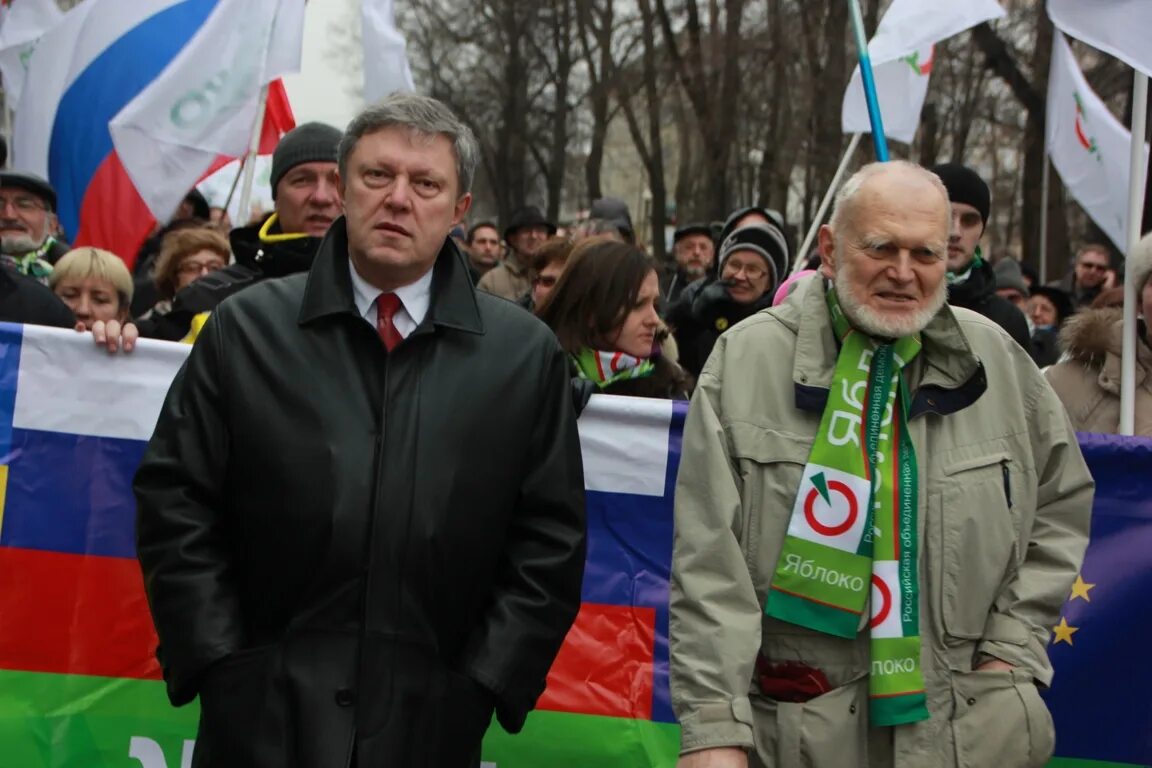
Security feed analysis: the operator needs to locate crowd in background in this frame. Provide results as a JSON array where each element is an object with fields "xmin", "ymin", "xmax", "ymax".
[{"xmin": 0, "ymin": 123, "xmax": 1149, "ymax": 435}]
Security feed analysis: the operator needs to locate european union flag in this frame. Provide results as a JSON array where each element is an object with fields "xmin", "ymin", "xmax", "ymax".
[{"xmin": 1046, "ymin": 434, "xmax": 1152, "ymax": 768}]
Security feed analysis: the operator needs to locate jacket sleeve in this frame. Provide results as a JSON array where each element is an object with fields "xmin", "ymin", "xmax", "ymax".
[
  {"xmin": 977, "ymin": 367, "xmax": 1094, "ymax": 685},
  {"xmin": 669, "ymin": 337, "xmax": 759, "ymax": 754},
  {"xmin": 134, "ymin": 310, "xmax": 243, "ymax": 705},
  {"xmin": 460, "ymin": 338, "xmax": 587, "ymax": 733}
]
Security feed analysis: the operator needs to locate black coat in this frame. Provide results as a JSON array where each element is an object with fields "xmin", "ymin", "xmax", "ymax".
[
  {"xmin": 135, "ymin": 219, "xmax": 587, "ymax": 768},
  {"xmin": 948, "ymin": 259, "xmax": 1032, "ymax": 353},
  {"xmin": 0, "ymin": 266, "xmax": 75, "ymax": 327},
  {"xmin": 666, "ymin": 277, "xmax": 774, "ymax": 378},
  {"xmin": 134, "ymin": 220, "xmax": 323, "ymax": 341}
]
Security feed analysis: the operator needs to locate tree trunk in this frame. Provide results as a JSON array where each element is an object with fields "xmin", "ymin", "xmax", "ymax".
[{"xmin": 545, "ymin": 0, "xmax": 573, "ymax": 223}]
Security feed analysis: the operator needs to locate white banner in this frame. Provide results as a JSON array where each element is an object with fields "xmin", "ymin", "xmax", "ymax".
[{"xmin": 1047, "ymin": 33, "xmax": 1150, "ymax": 253}]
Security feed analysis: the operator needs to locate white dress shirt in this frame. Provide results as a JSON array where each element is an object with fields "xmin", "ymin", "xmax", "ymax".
[{"xmin": 348, "ymin": 262, "xmax": 433, "ymax": 339}]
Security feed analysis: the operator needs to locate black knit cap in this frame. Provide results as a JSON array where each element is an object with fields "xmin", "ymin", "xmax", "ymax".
[
  {"xmin": 270, "ymin": 122, "xmax": 341, "ymax": 199},
  {"xmin": 931, "ymin": 163, "xmax": 991, "ymax": 231},
  {"xmin": 0, "ymin": 171, "xmax": 56, "ymax": 212}
]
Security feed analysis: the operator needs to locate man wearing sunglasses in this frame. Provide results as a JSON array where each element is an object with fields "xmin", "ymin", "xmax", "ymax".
[
  {"xmin": 1055, "ymin": 243, "xmax": 1113, "ymax": 309},
  {"xmin": 0, "ymin": 171, "xmax": 69, "ymax": 285}
]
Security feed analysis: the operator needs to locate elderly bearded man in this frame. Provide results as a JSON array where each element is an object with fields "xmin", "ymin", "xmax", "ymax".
[
  {"xmin": 670, "ymin": 161, "xmax": 1092, "ymax": 768},
  {"xmin": 136, "ymin": 93, "xmax": 587, "ymax": 768}
]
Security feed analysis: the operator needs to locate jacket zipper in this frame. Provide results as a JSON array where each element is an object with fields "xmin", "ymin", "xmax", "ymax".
[{"xmin": 1000, "ymin": 459, "xmax": 1013, "ymax": 509}]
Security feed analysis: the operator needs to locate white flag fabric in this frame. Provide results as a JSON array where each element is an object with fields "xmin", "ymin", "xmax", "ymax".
[
  {"xmin": 841, "ymin": 0, "xmax": 1006, "ymax": 142},
  {"xmin": 108, "ymin": 0, "xmax": 305, "ymax": 222},
  {"xmin": 842, "ymin": 47, "xmax": 934, "ymax": 144},
  {"xmin": 1049, "ymin": 0, "xmax": 1152, "ymax": 79},
  {"xmin": 362, "ymin": 0, "xmax": 415, "ymax": 103},
  {"xmin": 1047, "ymin": 33, "xmax": 1149, "ymax": 252},
  {"xmin": 0, "ymin": 0, "xmax": 62, "ymax": 105}
]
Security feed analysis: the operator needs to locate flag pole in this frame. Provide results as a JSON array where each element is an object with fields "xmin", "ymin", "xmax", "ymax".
[
  {"xmin": 1039, "ymin": 151, "xmax": 1051, "ymax": 286},
  {"xmin": 794, "ymin": 132, "xmax": 863, "ymax": 273},
  {"xmin": 847, "ymin": 0, "xmax": 889, "ymax": 162},
  {"xmin": 236, "ymin": 83, "xmax": 270, "ymax": 227},
  {"xmin": 1120, "ymin": 72, "xmax": 1148, "ymax": 437}
]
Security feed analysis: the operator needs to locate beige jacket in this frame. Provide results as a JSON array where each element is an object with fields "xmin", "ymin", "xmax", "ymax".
[
  {"xmin": 670, "ymin": 276, "xmax": 1093, "ymax": 768},
  {"xmin": 1045, "ymin": 308, "xmax": 1152, "ymax": 436},
  {"xmin": 476, "ymin": 252, "xmax": 532, "ymax": 301}
]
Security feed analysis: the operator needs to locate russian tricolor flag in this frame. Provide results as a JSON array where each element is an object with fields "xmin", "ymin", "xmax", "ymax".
[
  {"xmin": 11, "ymin": 0, "xmax": 300, "ymax": 270},
  {"xmin": 0, "ymin": 325, "xmax": 685, "ymax": 765}
]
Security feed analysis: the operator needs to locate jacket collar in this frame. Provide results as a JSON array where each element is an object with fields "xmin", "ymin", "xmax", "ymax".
[
  {"xmin": 298, "ymin": 216, "xmax": 485, "ymax": 335},
  {"xmin": 778, "ymin": 275, "xmax": 986, "ymax": 418}
]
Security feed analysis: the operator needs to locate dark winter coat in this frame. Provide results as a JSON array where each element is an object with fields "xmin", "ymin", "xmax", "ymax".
[
  {"xmin": 135, "ymin": 218, "xmax": 587, "ymax": 768},
  {"xmin": 666, "ymin": 277, "xmax": 774, "ymax": 378},
  {"xmin": 0, "ymin": 265, "xmax": 75, "ymax": 327},
  {"xmin": 134, "ymin": 219, "xmax": 323, "ymax": 341},
  {"xmin": 948, "ymin": 259, "xmax": 1032, "ymax": 353}
]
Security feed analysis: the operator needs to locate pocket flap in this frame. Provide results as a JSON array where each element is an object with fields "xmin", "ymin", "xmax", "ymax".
[{"xmin": 727, "ymin": 421, "xmax": 812, "ymax": 464}]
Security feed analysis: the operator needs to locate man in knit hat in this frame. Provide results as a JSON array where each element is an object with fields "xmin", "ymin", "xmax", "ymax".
[
  {"xmin": 135, "ymin": 122, "xmax": 342, "ymax": 342},
  {"xmin": 666, "ymin": 219, "xmax": 789, "ymax": 378},
  {"xmin": 930, "ymin": 163, "xmax": 1031, "ymax": 352}
]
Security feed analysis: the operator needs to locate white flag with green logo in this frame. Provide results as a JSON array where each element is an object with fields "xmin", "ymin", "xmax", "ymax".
[
  {"xmin": 841, "ymin": 0, "xmax": 1005, "ymax": 143},
  {"xmin": 108, "ymin": 0, "xmax": 304, "ymax": 222},
  {"xmin": 0, "ymin": 0, "xmax": 63, "ymax": 105},
  {"xmin": 1046, "ymin": 33, "xmax": 1149, "ymax": 253}
]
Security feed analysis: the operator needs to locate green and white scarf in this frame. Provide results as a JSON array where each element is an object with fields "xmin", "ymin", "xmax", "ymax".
[
  {"xmin": 571, "ymin": 348, "xmax": 655, "ymax": 389},
  {"xmin": 765, "ymin": 287, "xmax": 929, "ymax": 726}
]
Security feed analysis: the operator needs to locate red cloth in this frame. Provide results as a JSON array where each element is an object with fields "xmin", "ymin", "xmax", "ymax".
[
  {"xmin": 755, "ymin": 654, "xmax": 832, "ymax": 703},
  {"xmin": 376, "ymin": 294, "xmax": 403, "ymax": 352}
]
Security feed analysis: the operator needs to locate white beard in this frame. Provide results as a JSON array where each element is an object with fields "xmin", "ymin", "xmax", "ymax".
[
  {"xmin": 0, "ymin": 234, "xmax": 42, "ymax": 255},
  {"xmin": 834, "ymin": 267, "xmax": 947, "ymax": 338}
]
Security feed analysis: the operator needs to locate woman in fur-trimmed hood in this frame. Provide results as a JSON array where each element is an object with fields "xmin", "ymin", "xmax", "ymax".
[{"xmin": 1044, "ymin": 232, "xmax": 1152, "ymax": 435}]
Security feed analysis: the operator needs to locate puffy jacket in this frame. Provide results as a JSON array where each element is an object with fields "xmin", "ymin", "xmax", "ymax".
[
  {"xmin": 1045, "ymin": 308, "xmax": 1152, "ymax": 435},
  {"xmin": 670, "ymin": 274, "xmax": 1093, "ymax": 768}
]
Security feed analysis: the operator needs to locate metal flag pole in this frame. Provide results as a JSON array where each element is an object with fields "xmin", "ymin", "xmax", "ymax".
[
  {"xmin": 1120, "ymin": 72, "xmax": 1149, "ymax": 437},
  {"xmin": 794, "ymin": 133, "xmax": 863, "ymax": 273},
  {"xmin": 236, "ymin": 83, "xmax": 271, "ymax": 227},
  {"xmin": 847, "ymin": 0, "xmax": 889, "ymax": 162}
]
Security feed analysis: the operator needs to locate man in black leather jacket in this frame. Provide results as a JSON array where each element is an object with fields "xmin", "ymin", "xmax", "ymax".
[
  {"xmin": 135, "ymin": 94, "xmax": 586, "ymax": 768},
  {"xmin": 135, "ymin": 122, "xmax": 342, "ymax": 341}
]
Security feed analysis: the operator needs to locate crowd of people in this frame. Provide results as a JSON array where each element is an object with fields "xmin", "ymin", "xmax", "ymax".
[
  {"xmin": 0, "ymin": 91, "xmax": 1143, "ymax": 767},
  {"xmin": 0, "ymin": 110, "xmax": 1148, "ymax": 437}
]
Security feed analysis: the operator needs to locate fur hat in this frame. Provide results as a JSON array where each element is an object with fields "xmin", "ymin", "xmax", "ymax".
[
  {"xmin": 269, "ymin": 122, "xmax": 341, "ymax": 199},
  {"xmin": 718, "ymin": 222, "xmax": 790, "ymax": 291},
  {"xmin": 931, "ymin": 163, "xmax": 991, "ymax": 231}
]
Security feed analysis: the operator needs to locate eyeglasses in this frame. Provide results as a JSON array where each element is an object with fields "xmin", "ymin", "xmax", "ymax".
[
  {"xmin": 178, "ymin": 259, "xmax": 226, "ymax": 275},
  {"xmin": 0, "ymin": 196, "xmax": 46, "ymax": 213},
  {"xmin": 722, "ymin": 261, "xmax": 766, "ymax": 280}
]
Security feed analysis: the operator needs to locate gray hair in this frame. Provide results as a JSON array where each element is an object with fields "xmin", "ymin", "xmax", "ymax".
[
  {"xmin": 829, "ymin": 160, "xmax": 950, "ymax": 234},
  {"xmin": 337, "ymin": 92, "xmax": 480, "ymax": 195}
]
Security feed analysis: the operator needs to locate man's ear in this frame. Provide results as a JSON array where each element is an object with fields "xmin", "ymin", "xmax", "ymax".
[
  {"xmin": 453, "ymin": 193, "xmax": 473, "ymax": 228},
  {"xmin": 817, "ymin": 225, "xmax": 837, "ymax": 280}
]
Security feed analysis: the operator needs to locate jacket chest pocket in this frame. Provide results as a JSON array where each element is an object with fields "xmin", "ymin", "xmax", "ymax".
[
  {"xmin": 931, "ymin": 452, "xmax": 1023, "ymax": 640},
  {"xmin": 727, "ymin": 423, "xmax": 813, "ymax": 613}
]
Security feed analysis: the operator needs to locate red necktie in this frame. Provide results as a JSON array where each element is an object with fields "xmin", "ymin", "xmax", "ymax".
[{"xmin": 376, "ymin": 293, "xmax": 403, "ymax": 352}]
